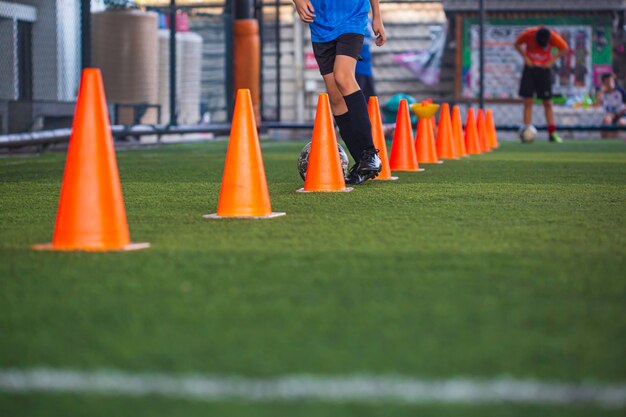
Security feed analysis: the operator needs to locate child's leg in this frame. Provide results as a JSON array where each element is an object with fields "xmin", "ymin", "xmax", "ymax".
[
  {"xmin": 321, "ymin": 73, "xmax": 360, "ymax": 161},
  {"xmin": 523, "ymin": 98, "xmax": 534, "ymax": 126},
  {"xmin": 333, "ymin": 55, "xmax": 376, "ymax": 157},
  {"xmin": 543, "ymin": 99, "xmax": 556, "ymax": 138}
]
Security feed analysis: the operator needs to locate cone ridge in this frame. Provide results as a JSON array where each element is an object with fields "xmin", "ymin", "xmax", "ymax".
[
  {"xmin": 389, "ymin": 99, "xmax": 421, "ymax": 171},
  {"xmin": 215, "ymin": 89, "xmax": 276, "ymax": 216},
  {"xmin": 33, "ymin": 69, "xmax": 148, "ymax": 251},
  {"xmin": 415, "ymin": 117, "xmax": 439, "ymax": 164},
  {"xmin": 486, "ymin": 109, "xmax": 499, "ymax": 149},
  {"xmin": 464, "ymin": 108, "xmax": 482, "ymax": 155},
  {"xmin": 451, "ymin": 105, "xmax": 467, "ymax": 157},
  {"xmin": 368, "ymin": 97, "xmax": 397, "ymax": 181},
  {"xmin": 476, "ymin": 109, "xmax": 491, "ymax": 153},
  {"xmin": 435, "ymin": 103, "xmax": 457, "ymax": 160},
  {"xmin": 302, "ymin": 94, "xmax": 350, "ymax": 191}
]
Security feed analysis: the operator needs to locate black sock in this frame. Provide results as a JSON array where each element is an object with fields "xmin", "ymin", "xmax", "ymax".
[
  {"xmin": 334, "ymin": 112, "xmax": 360, "ymax": 162},
  {"xmin": 343, "ymin": 90, "xmax": 375, "ymax": 157}
]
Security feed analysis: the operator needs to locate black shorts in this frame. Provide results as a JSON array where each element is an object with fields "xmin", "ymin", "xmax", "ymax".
[
  {"xmin": 312, "ymin": 33, "xmax": 364, "ymax": 76},
  {"xmin": 519, "ymin": 66, "xmax": 553, "ymax": 100}
]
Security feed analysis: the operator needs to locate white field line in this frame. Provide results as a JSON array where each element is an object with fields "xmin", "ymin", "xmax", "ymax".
[{"xmin": 1, "ymin": 368, "xmax": 625, "ymax": 408}]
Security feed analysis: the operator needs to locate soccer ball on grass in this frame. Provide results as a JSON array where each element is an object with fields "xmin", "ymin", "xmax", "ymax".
[
  {"xmin": 297, "ymin": 141, "xmax": 349, "ymax": 180},
  {"xmin": 519, "ymin": 125, "xmax": 538, "ymax": 143}
]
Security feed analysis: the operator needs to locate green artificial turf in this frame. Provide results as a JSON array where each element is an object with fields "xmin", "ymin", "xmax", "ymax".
[{"xmin": 1, "ymin": 140, "xmax": 625, "ymax": 416}]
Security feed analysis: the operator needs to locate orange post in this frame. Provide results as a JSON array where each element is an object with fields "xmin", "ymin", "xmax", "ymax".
[
  {"xmin": 451, "ymin": 105, "xmax": 467, "ymax": 157},
  {"xmin": 368, "ymin": 97, "xmax": 398, "ymax": 181},
  {"xmin": 486, "ymin": 109, "xmax": 499, "ymax": 149},
  {"xmin": 464, "ymin": 108, "xmax": 482, "ymax": 155},
  {"xmin": 389, "ymin": 99, "xmax": 423, "ymax": 172},
  {"xmin": 233, "ymin": 19, "xmax": 261, "ymax": 124},
  {"xmin": 33, "ymin": 69, "xmax": 149, "ymax": 251},
  {"xmin": 298, "ymin": 94, "xmax": 352, "ymax": 192},
  {"xmin": 205, "ymin": 89, "xmax": 285, "ymax": 218},
  {"xmin": 435, "ymin": 103, "xmax": 457, "ymax": 160},
  {"xmin": 476, "ymin": 109, "xmax": 491, "ymax": 153}
]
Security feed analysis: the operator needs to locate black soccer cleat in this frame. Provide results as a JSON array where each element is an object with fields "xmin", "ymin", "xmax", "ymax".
[
  {"xmin": 357, "ymin": 148, "xmax": 382, "ymax": 177},
  {"xmin": 345, "ymin": 163, "xmax": 376, "ymax": 185}
]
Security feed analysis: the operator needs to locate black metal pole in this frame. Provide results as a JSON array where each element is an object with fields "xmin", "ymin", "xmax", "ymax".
[
  {"xmin": 81, "ymin": 0, "xmax": 91, "ymax": 70},
  {"xmin": 169, "ymin": 0, "xmax": 178, "ymax": 126},
  {"xmin": 479, "ymin": 0, "xmax": 485, "ymax": 109},
  {"xmin": 275, "ymin": 0, "xmax": 281, "ymax": 121},
  {"xmin": 225, "ymin": 0, "xmax": 235, "ymax": 121}
]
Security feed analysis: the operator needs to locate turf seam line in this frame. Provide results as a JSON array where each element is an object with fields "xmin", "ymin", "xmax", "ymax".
[{"xmin": 1, "ymin": 368, "xmax": 625, "ymax": 408}]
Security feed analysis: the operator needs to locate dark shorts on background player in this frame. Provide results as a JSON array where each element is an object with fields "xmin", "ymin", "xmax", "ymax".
[
  {"xmin": 519, "ymin": 66, "xmax": 552, "ymax": 100},
  {"xmin": 312, "ymin": 33, "xmax": 364, "ymax": 75}
]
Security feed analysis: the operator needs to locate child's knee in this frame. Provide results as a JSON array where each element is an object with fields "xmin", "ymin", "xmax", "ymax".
[
  {"xmin": 333, "ymin": 69, "xmax": 355, "ymax": 92},
  {"xmin": 602, "ymin": 115, "xmax": 614, "ymax": 125}
]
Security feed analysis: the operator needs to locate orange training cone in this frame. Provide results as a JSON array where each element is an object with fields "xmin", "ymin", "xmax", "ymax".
[
  {"xmin": 415, "ymin": 117, "xmax": 439, "ymax": 164},
  {"xmin": 476, "ymin": 109, "xmax": 491, "ymax": 153},
  {"xmin": 464, "ymin": 108, "xmax": 482, "ymax": 155},
  {"xmin": 389, "ymin": 99, "xmax": 422, "ymax": 171},
  {"xmin": 368, "ymin": 96, "xmax": 398, "ymax": 181},
  {"xmin": 435, "ymin": 103, "xmax": 457, "ymax": 160},
  {"xmin": 298, "ymin": 94, "xmax": 352, "ymax": 192},
  {"xmin": 451, "ymin": 105, "xmax": 467, "ymax": 157},
  {"xmin": 205, "ymin": 89, "xmax": 286, "ymax": 218},
  {"xmin": 33, "ymin": 69, "xmax": 149, "ymax": 251},
  {"xmin": 486, "ymin": 109, "xmax": 499, "ymax": 149}
]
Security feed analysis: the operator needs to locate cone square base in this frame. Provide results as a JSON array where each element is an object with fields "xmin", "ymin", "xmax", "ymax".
[
  {"xmin": 203, "ymin": 212, "xmax": 286, "ymax": 220},
  {"xmin": 421, "ymin": 161, "xmax": 444, "ymax": 165},
  {"xmin": 296, "ymin": 187, "xmax": 353, "ymax": 193},
  {"xmin": 392, "ymin": 168, "xmax": 425, "ymax": 172},
  {"xmin": 32, "ymin": 242, "xmax": 151, "ymax": 252},
  {"xmin": 374, "ymin": 176, "xmax": 399, "ymax": 181}
]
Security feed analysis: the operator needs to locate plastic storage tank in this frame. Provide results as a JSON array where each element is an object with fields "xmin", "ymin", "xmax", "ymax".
[
  {"xmin": 157, "ymin": 30, "xmax": 203, "ymax": 125},
  {"xmin": 92, "ymin": 9, "xmax": 159, "ymax": 125}
]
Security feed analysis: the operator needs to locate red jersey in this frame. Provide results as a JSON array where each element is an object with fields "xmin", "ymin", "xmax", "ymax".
[{"xmin": 515, "ymin": 27, "xmax": 568, "ymax": 66}]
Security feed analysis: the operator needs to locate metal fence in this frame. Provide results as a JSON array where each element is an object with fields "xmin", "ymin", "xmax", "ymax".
[{"xmin": 1, "ymin": 0, "xmax": 626, "ymax": 144}]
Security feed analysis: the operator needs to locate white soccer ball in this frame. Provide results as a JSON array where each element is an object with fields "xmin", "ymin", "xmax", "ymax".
[{"xmin": 519, "ymin": 125, "xmax": 537, "ymax": 143}]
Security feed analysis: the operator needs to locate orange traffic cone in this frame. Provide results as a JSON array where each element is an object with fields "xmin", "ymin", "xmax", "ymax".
[
  {"xmin": 369, "ymin": 97, "xmax": 398, "ymax": 181},
  {"xmin": 486, "ymin": 109, "xmax": 499, "ymax": 149},
  {"xmin": 33, "ymin": 69, "xmax": 149, "ymax": 251},
  {"xmin": 451, "ymin": 105, "xmax": 467, "ymax": 157},
  {"xmin": 389, "ymin": 99, "xmax": 423, "ymax": 171},
  {"xmin": 464, "ymin": 108, "xmax": 482, "ymax": 155},
  {"xmin": 205, "ymin": 89, "xmax": 286, "ymax": 218},
  {"xmin": 415, "ymin": 117, "xmax": 439, "ymax": 164},
  {"xmin": 476, "ymin": 109, "xmax": 491, "ymax": 153},
  {"xmin": 435, "ymin": 103, "xmax": 457, "ymax": 160},
  {"xmin": 298, "ymin": 94, "xmax": 352, "ymax": 192}
]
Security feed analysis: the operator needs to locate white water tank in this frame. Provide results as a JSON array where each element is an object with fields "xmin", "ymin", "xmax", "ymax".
[{"xmin": 157, "ymin": 30, "xmax": 203, "ymax": 125}]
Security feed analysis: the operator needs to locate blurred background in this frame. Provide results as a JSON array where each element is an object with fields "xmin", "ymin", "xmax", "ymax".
[{"xmin": 0, "ymin": 0, "xmax": 624, "ymax": 141}]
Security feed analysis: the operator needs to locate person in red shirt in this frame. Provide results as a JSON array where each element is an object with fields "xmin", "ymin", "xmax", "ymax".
[{"xmin": 515, "ymin": 26, "xmax": 569, "ymax": 142}]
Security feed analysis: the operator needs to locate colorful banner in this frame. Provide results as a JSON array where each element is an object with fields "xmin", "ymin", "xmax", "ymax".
[{"xmin": 461, "ymin": 17, "xmax": 612, "ymax": 99}]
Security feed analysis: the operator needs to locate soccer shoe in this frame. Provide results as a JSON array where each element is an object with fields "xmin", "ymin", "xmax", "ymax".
[
  {"xmin": 549, "ymin": 133, "xmax": 563, "ymax": 143},
  {"xmin": 357, "ymin": 149, "xmax": 382, "ymax": 176},
  {"xmin": 345, "ymin": 164, "xmax": 375, "ymax": 185}
]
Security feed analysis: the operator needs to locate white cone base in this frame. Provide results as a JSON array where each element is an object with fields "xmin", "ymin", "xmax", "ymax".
[
  {"xmin": 374, "ymin": 176, "xmax": 399, "ymax": 181},
  {"xmin": 296, "ymin": 187, "xmax": 353, "ymax": 193},
  {"xmin": 203, "ymin": 212, "xmax": 286, "ymax": 220},
  {"xmin": 32, "ymin": 242, "xmax": 151, "ymax": 252},
  {"xmin": 392, "ymin": 168, "xmax": 425, "ymax": 172}
]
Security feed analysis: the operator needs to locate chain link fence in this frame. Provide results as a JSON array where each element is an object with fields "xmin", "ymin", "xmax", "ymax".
[
  {"xmin": 1, "ymin": 0, "xmax": 625, "ymax": 139},
  {"xmin": 0, "ymin": 0, "xmax": 82, "ymax": 134}
]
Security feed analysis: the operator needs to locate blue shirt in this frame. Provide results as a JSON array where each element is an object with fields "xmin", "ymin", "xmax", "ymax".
[{"xmin": 309, "ymin": 0, "xmax": 370, "ymax": 43}]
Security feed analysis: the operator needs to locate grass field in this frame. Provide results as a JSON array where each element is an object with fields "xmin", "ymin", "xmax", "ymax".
[{"xmin": 1, "ymin": 139, "xmax": 625, "ymax": 416}]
